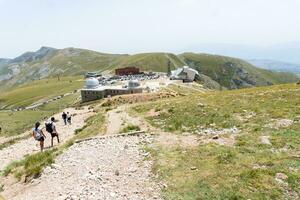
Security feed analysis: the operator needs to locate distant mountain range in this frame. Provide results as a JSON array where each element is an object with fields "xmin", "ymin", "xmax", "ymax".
[
  {"xmin": 184, "ymin": 42, "xmax": 300, "ymax": 65},
  {"xmin": 248, "ymin": 59, "xmax": 300, "ymax": 75},
  {"xmin": 0, "ymin": 58, "xmax": 11, "ymax": 67},
  {"xmin": 0, "ymin": 46, "xmax": 299, "ymax": 90}
]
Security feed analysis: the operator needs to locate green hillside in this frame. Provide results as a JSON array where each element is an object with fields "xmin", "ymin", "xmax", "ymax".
[
  {"xmin": 0, "ymin": 76, "xmax": 83, "ymax": 109},
  {"xmin": 0, "ymin": 75, "xmax": 83, "ymax": 136},
  {"xmin": 110, "ymin": 52, "xmax": 186, "ymax": 72},
  {"xmin": 0, "ymin": 47, "xmax": 298, "ymax": 91},
  {"xmin": 0, "ymin": 93, "xmax": 79, "ymax": 137},
  {"xmin": 0, "ymin": 48, "xmax": 125, "ymax": 88},
  {"xmin": 180, "ymin": 53, "xmax": 300, "ymax": 89},
  {"xmin": 44, "ymin": 48, "xmax": 125, "ymax": 75},
  {"xmin": 132, "ymin": 83, "xmax": 300, "ymax": 199}
]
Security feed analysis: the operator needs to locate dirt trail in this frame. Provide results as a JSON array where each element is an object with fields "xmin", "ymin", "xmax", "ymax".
[
  {"xmin": 0, "ymin": 106, "xmax": 93, "ymax": 171},
  {"xmin": 0, "ymin": 131, "xmax": 29, "ymax": 145},
  {"xmin": 106, "ymin": 106, "xmax": 150, "ymax": 135},
  {"xmin": 2, "ymin": 106, "xmax": 162, "ymax": 200},
  {"xmin": 3, "ymin": 135, "xmax": 161, "ymax": 200}
]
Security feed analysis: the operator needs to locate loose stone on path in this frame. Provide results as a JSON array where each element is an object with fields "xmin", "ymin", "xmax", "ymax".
[{"xmin": 3, "ymin": 135, "xmax": 161, "ymax": 200}]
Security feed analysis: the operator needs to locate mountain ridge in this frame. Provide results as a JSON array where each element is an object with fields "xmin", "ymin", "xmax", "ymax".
[
  {"xmin": 183, "ymin": 42, "xmax": 300, "ymax": 64},
  {"xmin": 0, "ymin": 47, "xmax": 299, "ymax": 90},
  {"xmin": 248, "ymin": 59, "xmax": 300, "ymax": 75}
]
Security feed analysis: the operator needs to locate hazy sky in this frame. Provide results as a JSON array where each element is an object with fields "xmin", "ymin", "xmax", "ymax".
[{"xmin": 0, "ymin": 0, "xmax": 300, "ymax": 58}]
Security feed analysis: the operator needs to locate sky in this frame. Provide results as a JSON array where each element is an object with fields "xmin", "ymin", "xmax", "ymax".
[{"xmin": 0, "ymin": 0, "xmax": 300, "ymax": 58}]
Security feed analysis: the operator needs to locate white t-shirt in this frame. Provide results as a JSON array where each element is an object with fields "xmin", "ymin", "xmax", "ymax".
[
  {"xmin": 51, "ymin": 122, "xmax": 57, "ymax": 133},
  {"xmin": 33, "ymin": 128, "xmax": 42, "ymax": 139}
]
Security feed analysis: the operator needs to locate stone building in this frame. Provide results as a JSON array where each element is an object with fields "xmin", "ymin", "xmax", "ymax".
[{"xmin": 81, "ymin": 78, "xmax": 143, "ymax": 102}]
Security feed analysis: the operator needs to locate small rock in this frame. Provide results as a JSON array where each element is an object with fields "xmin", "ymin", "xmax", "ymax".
[
  {"xmin": 276, "ymin": 172, "xmax": 288, "ymax": 181},
  {"xmin": 294, "ymin": 116, "xmax": 300, "ymax": 122},
  {"xmin": 190, "ymin": 166, "xmax": 197, "ymax": 170},
  {"xmin": 143, "ymin": 152, "xmax": 150, "ymax": 157},
  {"xmin": 129, "ymin": 168, "xmax": 137, "ymax": 173},
  {"xmin": 115, "ymin": 170, "xmax": 120, "ymax": 176},
  {"xmin": 51, "ymin": 164, "xmax": 61, "ymax": 169},
  {"xmin": 212, "ymin": 135, "xmax": 219, "ymax": 140},
  {"xmin": 197, "ymin": 103, "xmax": 205, "ymax": 107},
  {"xmin": 261, "ymin": 136, "xmax": 271, "ymax": 145},
  {"xmin": 110, "ymin": 192, "xmax": 116, "ymax": 197}
]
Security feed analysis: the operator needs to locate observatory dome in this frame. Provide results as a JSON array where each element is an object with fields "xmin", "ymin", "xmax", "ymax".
[
  {"xmin": 86, "ymin": 78, "xmax": 99, "ymax": 89},
  {"xmin": 128, "ymin": 80, "xmax": 140, "ymax": 88}
]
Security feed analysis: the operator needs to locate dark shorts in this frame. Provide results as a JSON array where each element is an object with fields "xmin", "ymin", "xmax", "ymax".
[
  {"xmin": 50, "ymin": 132, "xmax": 58, "ymax": 137},
  {"xmin": 37, "ymin": 136, "xmax": 45, "ymax": 142}
]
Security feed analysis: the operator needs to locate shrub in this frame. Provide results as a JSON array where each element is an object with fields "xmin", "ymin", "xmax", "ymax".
[{"xmin": 121, "ymin": 125, "xmax": 141, "ymax": 133}]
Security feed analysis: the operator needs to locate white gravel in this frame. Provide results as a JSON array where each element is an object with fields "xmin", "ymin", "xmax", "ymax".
[{"xmin": 5, "ymin": 135, "xmax": 161, "ymax": 200}]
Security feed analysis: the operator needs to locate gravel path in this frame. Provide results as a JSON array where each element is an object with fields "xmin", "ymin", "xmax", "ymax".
[
  {"xmin": 0, "ymin": 107, "xmax": 93, "ymax": 170},
  {"xmin": 0, "ymin": 131, "xmax": 29, "ymax": 145},
  {"xmin": 106, "ymin": 106, "xmax": 149, "ymax": 135},
  {"xmin": 4, "ymin": 135, "xmax": 161, "ymax": 200}
]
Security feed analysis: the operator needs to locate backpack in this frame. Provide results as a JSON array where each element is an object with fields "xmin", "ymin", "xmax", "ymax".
[
  {"xmin": 45, "ymin": 122, "xmax": 53, "ymax": 133},
  {"xmin": 62, "ymin": 113, "xmax": 67, "ymax": 119}
]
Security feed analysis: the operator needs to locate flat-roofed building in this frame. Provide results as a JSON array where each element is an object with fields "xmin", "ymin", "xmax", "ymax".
[
  {"xmin": 115, "ymin": 67, "xmax": 140, "ymax": 76},
  {"xmin": 85, "ymin": 72, "xmax": 102, "ymax": 78},
  {"xmin": 81, "ymin": 79, "xmax": 143, "ymax": 102}
]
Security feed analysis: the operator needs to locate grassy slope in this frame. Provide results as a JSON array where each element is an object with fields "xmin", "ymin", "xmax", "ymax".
[
  {"xmin": 0, "ymin": 76, "xmax": 83, "ymax": 109},
  {"xmin": 44, "ymin": 48, "xmax": 125, "ymax": 75},
  {"xmin": 133, "ymin": 83, "xmax": 300, "ymax": 199},
  {"xmin": 0, "ymin": 48, "xmax": 125, "ymax": 89},
  {"xmin": 111, "ymin": 53, "xmax": 186, "ymax": 72},
  {"xmin": 0, "ymin": 75, "xmax": 84, "ymax": 137},
  {"xmin": 0, "ymin": 93, "xmax": 80, "ymax": 137},
  {"xmin": 180, "ymin": 53, "xmax": 299, "ymax": 88}
]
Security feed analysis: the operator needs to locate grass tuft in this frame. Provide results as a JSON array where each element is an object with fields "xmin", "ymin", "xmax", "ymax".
[{"xmin": 121, "ymin": 124, "xmax": 141, "ymax": 133}]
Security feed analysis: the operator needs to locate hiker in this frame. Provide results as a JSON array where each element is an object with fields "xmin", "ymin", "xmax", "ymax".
[
  {"xmin": 62, "ymin": 112, "xmax": 67, "ymax": 125},
  {"xmin": 32, "ymin": 122, "xmax": 46, "ymax": 151},
  {"xmin": 67, "ymin": 112, "xmax": 72, "ymax": 125},
  {"xmin": 45, "ymin": 117, "xmax": 60, "ymax": 147}
]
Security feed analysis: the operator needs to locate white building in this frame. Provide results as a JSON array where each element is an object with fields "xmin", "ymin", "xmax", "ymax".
[
  {"xmin": 81, "ymin": 78, "xmax": 143, "ymax": 102},
  {"xmin": 170, "ymin": 66, "xmax": 199, "ymax": 82}
]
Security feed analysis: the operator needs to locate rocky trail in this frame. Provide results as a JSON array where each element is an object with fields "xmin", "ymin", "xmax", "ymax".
[
  {"xmin": 0, "ymin": 106, "xmax": 93, "ymax": 171},
  {"xmin": 1, "ymin": 106, "xmax": 162, "ymax": 200},
  {"xmin": 3, "ymin": 134, "xmax": 161, "ymax": 200}
]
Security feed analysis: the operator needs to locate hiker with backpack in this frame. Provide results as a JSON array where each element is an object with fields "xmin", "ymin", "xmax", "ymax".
[
  {"xmin": 32, "ymin": 122, "xmax": 46, "ymax": 151},
  {"xmin": 45, "ymin": 117, "xmax": 60, "ymax": 147},
  {"xmin": 67, "ymin": 112, "xmax": 72, "ymax": 125},
  {"xmin": 62, "ymin": 112, "xmax": 67, "ymax": 125}
]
